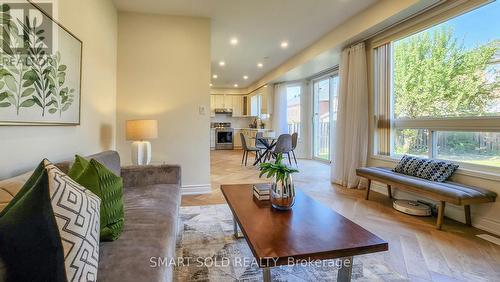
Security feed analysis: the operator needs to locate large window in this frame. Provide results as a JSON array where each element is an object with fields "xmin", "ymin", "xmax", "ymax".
[
  {"xmin": 286, "ymin": 85, "xmax": 301, "ymax": 135},
  {"xmin": 374, "ymin": 1, "xmax": 500, "ymax": 169}
]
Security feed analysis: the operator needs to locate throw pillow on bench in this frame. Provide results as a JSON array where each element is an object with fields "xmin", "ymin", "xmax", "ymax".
[{"xmin": 393, "ymin": 155, "xmax": 459, "ymax": 182}]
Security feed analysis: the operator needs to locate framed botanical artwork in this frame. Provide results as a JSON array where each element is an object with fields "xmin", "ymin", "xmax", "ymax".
[{"xmin": 0, "ymin": 0, "xmax": 82, "ymax": 125}]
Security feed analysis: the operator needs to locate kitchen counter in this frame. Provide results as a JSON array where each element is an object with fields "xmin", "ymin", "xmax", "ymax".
[{"xmin": 233, "ymin": 128, "xmax": 273, "ymax": 131}]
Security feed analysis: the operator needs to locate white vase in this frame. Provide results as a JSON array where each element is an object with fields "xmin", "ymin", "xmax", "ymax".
[{"xmin": 131, "ymin": 141, "xmax": 151, "ymax": 165}]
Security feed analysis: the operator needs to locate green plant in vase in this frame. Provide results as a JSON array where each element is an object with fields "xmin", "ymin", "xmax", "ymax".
[{"xmin": 259, "ymin": 153, "xmax": 299, "ymax": 210}]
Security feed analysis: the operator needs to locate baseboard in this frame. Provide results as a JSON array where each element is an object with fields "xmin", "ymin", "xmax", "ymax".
[
  {"xmin": 370, "ymin": 181, "xmax": 500, "ymax": 236},
  {"xmin": 474, "ymin": 218, "xmax": 500, "ymax": 236},
  {"xmin": 181, "ymin": 184, "xmax": 211, "ymax": 195}
]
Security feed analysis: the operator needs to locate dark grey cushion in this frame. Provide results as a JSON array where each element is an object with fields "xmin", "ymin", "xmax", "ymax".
[
  {"xmin": 55, "ymin": 150, "xmax": 121, "ymax": 177},
  {"xmin": 357, "ymin": 167, "xmax": 496, "ymax": 201},
  {"xmin": 97, "ymin": 183, "xmax": 180, "ymax": 282},
  {"xmin": 86, "ymin": 151, "xmax": 121, "ymax": 176}
]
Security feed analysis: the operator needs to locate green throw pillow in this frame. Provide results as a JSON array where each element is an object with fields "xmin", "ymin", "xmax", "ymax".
[
  {"xmin": 0, "ymin": 160, "xmax": 101, "ymax": 281},
  {"xmin": 71, "ymin": 158, "xmax": 124, "ymax": 241},
  {"xmin": 67, "ymin": 154, "xmax": 90, "ymax": 180}
]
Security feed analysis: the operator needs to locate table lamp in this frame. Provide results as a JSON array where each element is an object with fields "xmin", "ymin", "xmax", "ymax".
[{"xmin": 126, "ymin": 119, "xmax": 158, "ymax": 165}]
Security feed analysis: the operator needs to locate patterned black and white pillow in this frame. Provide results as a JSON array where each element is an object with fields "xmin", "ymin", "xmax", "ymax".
[
  {"xmin": 0, "ymin": 160, "xmax": 100, "ymax": 282},
  {"xmin": 393, "ymin": 155, "xmax": 426, "ymax": 176},
  {"xmin": 416, "ymin": 159, "xmax": 459, "ymax": 182},
  {"xmin": 393, "ymin": 155, "xmax": 458, "ymax": 182}
]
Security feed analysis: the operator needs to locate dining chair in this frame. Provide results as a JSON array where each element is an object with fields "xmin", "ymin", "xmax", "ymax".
[
  {"xmin": 291, "ymin": 132, "xmax": 298, "ymax": 166},
  {"xmin": 271, "ymin": 134, "xmax": 293, "ymax": 165},
  {"xmin": 240, "ymin": 132, "xmax": 260, "ymax": 166}
]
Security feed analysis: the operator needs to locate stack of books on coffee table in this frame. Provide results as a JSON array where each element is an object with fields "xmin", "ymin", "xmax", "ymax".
[{"xmin": 253, "ymin": 183, "xmax": 271, "ymax": 201}]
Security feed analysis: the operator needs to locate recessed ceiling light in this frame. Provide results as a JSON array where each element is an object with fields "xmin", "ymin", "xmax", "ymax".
[
  {"xmin": 257, "ymin": 62, "xmax": 263, "ymax": 68},
  {"xmin": 230, "ymin": 37, "xmax": 238, "ymax": 45},
  {"xmin": 212, "ymin": 74, "xmax": 218, "ymax": 79},
  {"xmin": 219, "ymin": 61, "xmax": 225, "ymax": 66},
  {"xmin": 280, "ymin": 41, "xmax": 289, "ymax": 48},
  {"xmin": 243, "ymin": 75, "xmax": 248, "ymax": 80},
  {"xmin": 234, "ymin": 84, "xmax": 238, "ymax": 87},
  {"xmin": 209, "ymin": 83, "xmax": 213, "ymax": 87}
]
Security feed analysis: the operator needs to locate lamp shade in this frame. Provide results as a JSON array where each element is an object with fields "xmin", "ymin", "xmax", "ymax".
[{"xmin": 126, "ymin": 119, "xmax": 158, "ymax": 141}]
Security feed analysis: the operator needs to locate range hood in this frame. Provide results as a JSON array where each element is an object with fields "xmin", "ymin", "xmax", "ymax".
[{"xmin": 214, "ymin": 108, "xmax": 233, "ymax": 115}]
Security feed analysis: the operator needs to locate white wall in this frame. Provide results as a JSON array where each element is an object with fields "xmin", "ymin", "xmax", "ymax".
[
  {"xmin": 116, "ymin": 12, "xmax": 211, "ymax": 191},
  {"xmin": 0, "ymin": 0, "xmax": 117, "ymax": 179}
]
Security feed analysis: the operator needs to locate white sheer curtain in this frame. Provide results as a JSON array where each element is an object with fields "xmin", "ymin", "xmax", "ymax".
[
  {"xmin": 273, "ymin": 84, "xmax": 288, "ymax": 135},
  {"xmin": 331, "ymin": 43, "xmax": 369, "ymax": 188}
]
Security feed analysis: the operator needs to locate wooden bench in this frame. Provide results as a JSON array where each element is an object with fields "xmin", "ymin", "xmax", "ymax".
[{"xmin": 356, "ymin": 167, "xmax": 497, "ymax": 230}]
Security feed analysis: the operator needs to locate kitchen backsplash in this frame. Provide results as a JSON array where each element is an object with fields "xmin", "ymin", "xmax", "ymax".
[{"xmin": 210, "ymin": 115, "xmax": 254, "ymax": 128}]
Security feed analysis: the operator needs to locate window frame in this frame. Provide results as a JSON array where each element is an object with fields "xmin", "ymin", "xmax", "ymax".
[
  {"xmin": 285, "ymin": 83, "xmax": 302, "ymax": 137},
  {"xmin": 311, "ymin": 72, "xmax": 339, "ymax": 163},
  {"xmin": 369, "ymin": 0, "xmax": 500, "ymax": 175}
]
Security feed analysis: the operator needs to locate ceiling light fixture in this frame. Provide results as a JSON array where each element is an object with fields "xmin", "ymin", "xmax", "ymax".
[
  {"xmin": 280, "ymin": 41, "xmax": 289, "ymax": 48},
  {"xmin": 230, "ymin": 37, "xmax": 238, "ymax": 45},
  {"xmin": 234, "ymin": 84, "xmax": 238, "ymax": 87},
  {"xmin": 212, "ymin": 74, "xmax": 218, "ymax": 79},
  {"xmin": 219, "ymin": 61, "xmax": 225, "ymax": 66},
  {"xmin": 243, "ymin": 75, "xmax": 248, "ymax": 80},
  {"xmin": 209, "ymin": 83, "xmax": 213, "ymax": 87},
  {"xmin": 257, "ymin": 62, "xmax": 263, "ymax": 68}
]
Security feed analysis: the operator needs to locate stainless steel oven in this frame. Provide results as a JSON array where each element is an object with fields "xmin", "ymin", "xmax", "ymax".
[{"xmin": 212, "ymin": 122, "xmax": 234, "ymax": 150}]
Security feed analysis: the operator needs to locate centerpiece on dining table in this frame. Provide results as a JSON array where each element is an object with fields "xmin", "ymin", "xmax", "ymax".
[{"xmin": 259, "ymin": 153, "xmax": 299, "ymax": 210}]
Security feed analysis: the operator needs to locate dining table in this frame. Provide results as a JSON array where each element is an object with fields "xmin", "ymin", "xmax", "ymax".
[{"xmin": 251, "ymin": 136, "xmax": 277, "ymax": 166}]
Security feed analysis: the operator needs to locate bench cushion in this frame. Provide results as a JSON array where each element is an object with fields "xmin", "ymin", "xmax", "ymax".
[{"xmin": 357, "ymin": 167, "xmax": 496, "ymax": 204}]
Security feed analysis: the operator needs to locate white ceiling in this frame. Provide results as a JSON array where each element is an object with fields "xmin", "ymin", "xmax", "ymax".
[{"xmin": 113, "ymin": 0, "xmax": 378, "ymax": 88}]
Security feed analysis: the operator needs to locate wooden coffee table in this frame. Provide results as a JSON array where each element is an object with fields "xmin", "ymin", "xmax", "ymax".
[{"xmin": 221, "ymin": 184, "xmax": 388, "ymax": 282}]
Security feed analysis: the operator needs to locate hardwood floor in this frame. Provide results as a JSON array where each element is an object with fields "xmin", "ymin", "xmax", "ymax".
[{"xmin": 182, "ymin": 149, "xmax": 500, "ymax": 281}]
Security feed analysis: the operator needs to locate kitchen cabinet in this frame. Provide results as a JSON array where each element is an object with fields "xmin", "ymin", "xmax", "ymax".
[
  {"xmin": 224, "ymin": 95, "xmax": 233, "ymax": 110},
  {"xmin": 209, "ymin": 94, "xmax": 247, "ymax": 115},
  {"xmin": 233, "ymin": 129, "xmax": 242, "ymax": 148},
  {"xmin": 213, "ymin": 95, "xmax": 225, "ymax": 109},
  {"xmin": 232, "ymin": 96, "xmax": 243, "ymax": 116},
  {"xmin": 210, "ymin": 95, "xmax": 216, "ymax": 116}
]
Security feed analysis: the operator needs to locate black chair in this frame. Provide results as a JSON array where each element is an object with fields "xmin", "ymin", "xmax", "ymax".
[
  {"xmin": 240, "ymin": 133, "xmax": 260, "ymax": 166},
  {"xmin": 291, "ymin": 132, "xmax": 298, "ymax": 166},
  {"xmin": 270, "ymin": 134, "xmax": 293, "ymax": 165}
]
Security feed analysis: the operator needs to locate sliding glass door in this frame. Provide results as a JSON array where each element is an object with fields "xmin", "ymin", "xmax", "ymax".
[{"xmin": 312, "ymin": 74, "xmax": 339, "ymax": 161}]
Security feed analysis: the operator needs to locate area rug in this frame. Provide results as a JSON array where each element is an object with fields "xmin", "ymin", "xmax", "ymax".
[{"xmin": 174, "ymin": 204, "xmax": 407, "ymax": 281}]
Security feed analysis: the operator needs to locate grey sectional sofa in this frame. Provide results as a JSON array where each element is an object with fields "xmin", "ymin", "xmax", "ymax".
[{"xmin": 56, "ymin": 151, "xmax": 181, "ymax": 282}]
